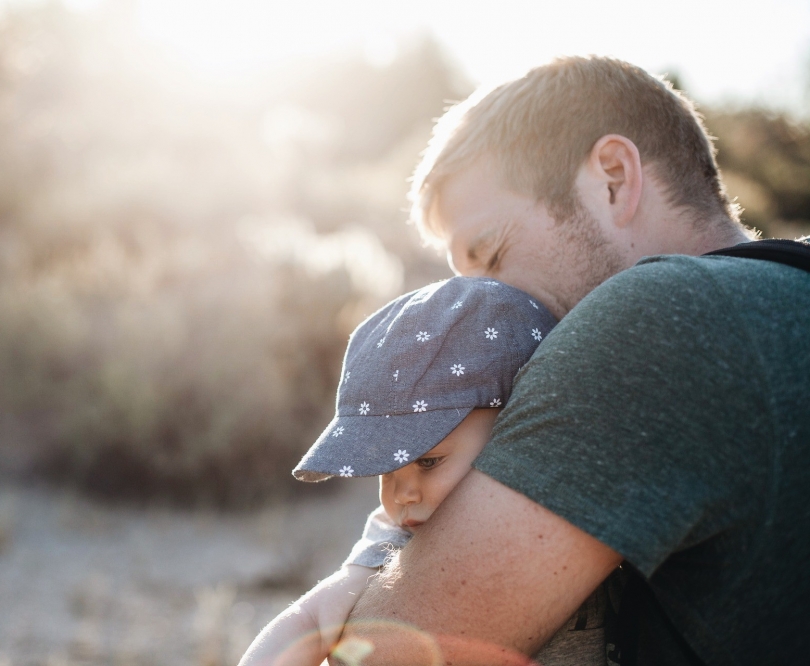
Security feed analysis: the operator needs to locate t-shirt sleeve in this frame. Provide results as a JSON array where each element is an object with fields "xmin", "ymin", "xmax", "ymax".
[
  {"xmin": 343, "ymin": 505, "xmax": 412, "ymax": 568},
  {"xmin": 474, "ymin": 256, "xmax": 771, "ymax": 577}
]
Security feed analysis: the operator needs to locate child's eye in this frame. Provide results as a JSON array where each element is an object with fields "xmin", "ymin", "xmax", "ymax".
[{"xmin": 416, "ymin": 456, "xmax": 443, "ymax": 470}]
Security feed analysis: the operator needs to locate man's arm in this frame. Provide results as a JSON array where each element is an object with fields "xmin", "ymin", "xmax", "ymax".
[{"xmin": 335, "ymin": 470, "xmax": 622, "ymax": 666}]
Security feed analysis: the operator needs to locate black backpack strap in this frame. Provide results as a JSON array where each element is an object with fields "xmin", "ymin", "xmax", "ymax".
[
  {"xmin": 703, "ymin": 238, "xmax": 810, "ymax": 273},
  {"xmin": 606, "ymin": 567, "xmax": 706, "ymax": 666}
]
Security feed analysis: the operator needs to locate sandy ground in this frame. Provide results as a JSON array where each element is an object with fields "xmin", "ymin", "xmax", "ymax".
[{"xmin": 0, "ymin": 478, "xmax": 380, "ymax": 666}]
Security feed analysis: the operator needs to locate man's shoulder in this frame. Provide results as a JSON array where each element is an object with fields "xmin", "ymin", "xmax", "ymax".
[
  {"xmin": 622, "ymin": 250, "xmax": 808, "ymax": 288},
  {"xmin": 605, "ymin": 251, "xmax": 787, "ymax": 292},
  {"xmin": 484, "ymin": 250, "xmax": 809, "ymax": 577},
  {"xmin": 594, "ymin": 254, "xmax": 719, "ymax": 306},
  {"xmin": 546, "ymin": 255, "xmax": 731, "ymax": 349},
  {"xmin": 566, "ymin": 251, "xmax": 809, "ymax": 331}
]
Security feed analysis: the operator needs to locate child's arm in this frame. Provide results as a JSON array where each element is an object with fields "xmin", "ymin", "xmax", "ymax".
[{"xmin": 238, "ymin": 564, "xmax": 374, "ymax": 666}]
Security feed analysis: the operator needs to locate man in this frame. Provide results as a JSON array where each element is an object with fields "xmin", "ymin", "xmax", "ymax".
[{"xmin": 336, "ymin": 57, "xmax": 810, "ymax": 665}]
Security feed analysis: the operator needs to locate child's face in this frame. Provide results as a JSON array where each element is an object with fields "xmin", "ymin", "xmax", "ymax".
[{"xmin": 379, "ymin": 408, "xmax": 500, "ymax": 533}]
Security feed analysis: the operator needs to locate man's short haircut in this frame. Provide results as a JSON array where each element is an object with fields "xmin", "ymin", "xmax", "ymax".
[{"xmin": 411, "ymin": 56, "xmax": 739, "ymax": 246}]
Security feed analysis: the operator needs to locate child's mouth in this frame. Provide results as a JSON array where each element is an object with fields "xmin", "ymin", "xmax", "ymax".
[{"xmin": 401, "ymin": 519, "xmax": 425, "ymax": 530}]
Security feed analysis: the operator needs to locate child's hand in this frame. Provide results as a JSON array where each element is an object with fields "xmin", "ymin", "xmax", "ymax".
[{"xmin": 238, "ymin": 565, "xmax": 375, "ymax": 666}]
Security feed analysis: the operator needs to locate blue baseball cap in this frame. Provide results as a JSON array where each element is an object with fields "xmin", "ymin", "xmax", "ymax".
[{"xmin": 293, "ymin": 276, "xmax": 556, "ymax": 481}]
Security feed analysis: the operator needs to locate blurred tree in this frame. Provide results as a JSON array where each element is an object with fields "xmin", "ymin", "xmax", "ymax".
[
  {"xmin": 706, "ymin": 108, "xmax": 810, "ymax": 236},
  {"xmin": 660, "ymin": 69, "xmax": 810, "ymax": 238},
  {"xmin": 290, "ymin": 34, "xmax": 471, "ymax": 162},
  {"xmin": 2, "ymin": 3, "xmax": 805, "ymax": 507},
  {"xmin": 0, "ymin": 3, "xmax": 460, "ymax": 507}
]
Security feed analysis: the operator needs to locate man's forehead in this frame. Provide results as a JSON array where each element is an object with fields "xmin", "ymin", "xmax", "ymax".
[
  {"xmin": 428, "ymin": 165, "xmax": 504, "ymax": 244},
  {"xmin": 431, "ymin": 177, "xmax": 531, "ymax": 263},
  {"xmin": 426, "ymin": 196, "xmax": 491, "ymax": 275}
]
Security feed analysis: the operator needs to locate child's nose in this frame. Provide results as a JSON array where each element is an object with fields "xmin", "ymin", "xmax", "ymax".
[{"xmin": 394, "ymin": 474, "xmax": 421, "ymax": 505}]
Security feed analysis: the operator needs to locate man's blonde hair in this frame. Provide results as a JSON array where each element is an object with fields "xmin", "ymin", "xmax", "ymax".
[{"xmin": 410, "ymin": 56, "xmax": 738, "ymax": 246}]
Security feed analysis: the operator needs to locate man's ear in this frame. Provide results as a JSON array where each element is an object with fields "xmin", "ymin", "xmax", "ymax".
[{"xmin": 585, "ymin": 134, "xmax": 643, "ymax": 228}]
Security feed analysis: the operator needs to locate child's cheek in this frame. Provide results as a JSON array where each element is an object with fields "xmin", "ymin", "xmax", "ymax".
[{"xmin": 426, "ymin": 477, "xmax": 454, "ymax": 516}]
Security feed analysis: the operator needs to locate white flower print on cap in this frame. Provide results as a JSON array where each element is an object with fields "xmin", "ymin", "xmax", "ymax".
[{"xmin": 291, "ymin": 276, "xmax": 558, "ymax": 483}]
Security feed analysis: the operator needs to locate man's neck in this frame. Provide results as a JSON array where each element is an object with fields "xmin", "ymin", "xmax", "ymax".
[
  {"xmin": 686, "ymin": 221, "xmax": 754, "ymax": 256},
  {"xmin": 635, "ymin": 211, "xmax": 755, "ymax": 264}
]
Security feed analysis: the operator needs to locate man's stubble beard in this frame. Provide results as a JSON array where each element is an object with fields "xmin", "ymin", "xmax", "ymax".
[{"xmin": 554, "ymin": 201, "xmax": 627, "ymax": 315}]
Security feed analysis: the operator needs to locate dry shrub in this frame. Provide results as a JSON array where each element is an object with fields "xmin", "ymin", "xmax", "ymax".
[
  {"xmin": 0, "ymin": 222, "xmax": 401, "ymax": 507},
  {"xmin": 0, "ymin": 4, "xmax": 462, "ymax": 506}
]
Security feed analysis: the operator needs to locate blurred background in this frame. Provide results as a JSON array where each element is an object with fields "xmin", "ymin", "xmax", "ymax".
[{"xmin": 0, "ymin": 0, "xmax": 808, "ymax": 664}]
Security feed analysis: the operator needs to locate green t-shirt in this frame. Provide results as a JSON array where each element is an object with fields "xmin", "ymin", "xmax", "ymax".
[{"xmin": 475, "ymin": 254, "xmax": 810, "ymax": 665}]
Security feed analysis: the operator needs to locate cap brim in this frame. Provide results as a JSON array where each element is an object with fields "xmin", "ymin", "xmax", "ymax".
[{"xmin": 293, "ymin": 407, "xmax": 475, "ymax": 482}]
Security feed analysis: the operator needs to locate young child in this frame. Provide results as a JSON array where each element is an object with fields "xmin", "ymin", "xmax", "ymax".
[{"xmin": 239, "ymin": 277, "xmax": 605, "ymax": 666}]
